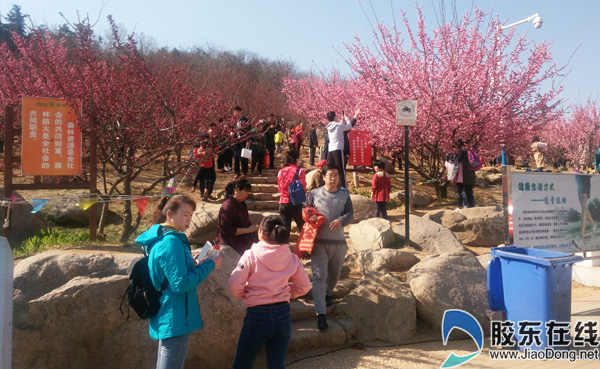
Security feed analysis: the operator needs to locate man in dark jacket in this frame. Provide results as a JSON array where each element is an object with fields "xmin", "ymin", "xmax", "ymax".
[
  {"xmin": 308, "ymin": 125, "xmax": 319, "ymax": 166},
  {"xmin": 232, "ymin": 106, "xmax": 250, "ymax": 179},
  {"xmin": 263, "ymin": 114, "xmax": 278, "ymax": 169}
]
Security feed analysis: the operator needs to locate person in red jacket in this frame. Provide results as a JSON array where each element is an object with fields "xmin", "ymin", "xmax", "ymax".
[
  {"xmin": 191, "ymin": 141, "xmax": 216, "ymax": 201},
  {"xmin": 371, "ymin": 160, "xmax": 391, "ymax": 219},
  {"xmin": 277, "ymin": 150, "xmax": 307, "ymax": 232}
]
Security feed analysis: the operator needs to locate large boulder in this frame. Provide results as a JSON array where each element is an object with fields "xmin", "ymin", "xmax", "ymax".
[
  {"xmin": 345, "ymin": 249, "xmax": 420, "ymax": 275},
  {"xmin": 485, "ymin": 173, "xmax": 503, "ymax": 185},
  {"xmin": 8, "ymin": 198, "xmax": 48, "ymax": 246},
  {"xmin": 12, "ymin": 249, "xmax": 245, "ymax": 369},
  {"xmin": 348, "ymin": 218, "xmax": 395, "ymax": 252},
  {"xmin": 349, "ymin": 194, "xmax": 374, "ymax": 224},
  {"xmin": 392, "ymin": 215, "xmax": 465, "ymax": 253},
  {"xmin": 411, "ymin": 191, "xmax": 433, "ymax": 208},
  {"xmin": 186, "ymin": 202, "xmax": 264, "ymax": 244},
  {"xmin": 390, "ymin": 191, "xmax": 406, "ymax": 206},
  {"xmin": 474, "ymin": 177, "xmax": 489, "ymax": 188},
  {"xmin": 376, "ymin": 156, "xmax": 395, "ymax": 174},
  {"xmin": 335, "ymin": 272, "xmax": 417, "ymax": 344},
  {"xmin": 407, "ymin": 251, "xmax": 491, "ymax": 333},
  {"xmin": 423, "ymin": 206, "xmax": 504, "ymax": 247},
  {"xmin": 392, "ymin": 190, "xmax": 432, "ymax": 208},
  {"xmin": 36, "ymin": 193, "xmax": 103, "ymax": 226}
]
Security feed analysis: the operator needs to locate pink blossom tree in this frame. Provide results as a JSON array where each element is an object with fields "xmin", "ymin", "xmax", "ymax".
[
  {"xmin": 0, "ymin": 19, "xmax": 221, "ymax": 241},
  {"xmin": 284, "ymin": 5, "xmax": 566, "ymax": 198},
  {"xmin": 543, "ymin": 101, "xmax": 600, "ymax": 170}
]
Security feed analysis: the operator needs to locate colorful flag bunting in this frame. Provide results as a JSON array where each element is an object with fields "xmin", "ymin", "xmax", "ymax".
[
  {"xmin": 135, "ymin": 197, "xmax": 150, "ymax": 218},
  {"xmin": 31, "ymin": 199, "xmax": 49, "ymax": 213},
  {"xmin": 76, "ymin": 198, "xmax": 98, "ymax": 210}
]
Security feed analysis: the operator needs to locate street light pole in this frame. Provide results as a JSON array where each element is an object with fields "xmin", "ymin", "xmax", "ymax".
[
  {"xmin": 496, "ymin": 13, "xmax": 543, "ymax": 162},
  {"xmin": 500, "ymin": 13, "xmax": 543, "ymax": 31}
]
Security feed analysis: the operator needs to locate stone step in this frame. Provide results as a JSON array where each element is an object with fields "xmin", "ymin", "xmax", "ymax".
[
  {"xmin": 245, "ymin": 200, "xmax": 280, "ymax": 210},
  {"xmin": 252, "ymin": 184, "xmax": 279, "ymax": 193},
  {"xmin": 247, "ymin": 192, "xmax": 280, "ymax": 201},
  {"xmin": 290, "ymin": 299, "xmax": 334, "ymax": 321},
  {"xmin": 290, "ymin": 299, "xmax": 317, "ymax": 321},
  {"xmin": 248, "ymin": 176, "xmax": 278, "ymax": 185},
  {"xmin": 288, "ymin": 317, "xmax": 354, "ymax": 352}
]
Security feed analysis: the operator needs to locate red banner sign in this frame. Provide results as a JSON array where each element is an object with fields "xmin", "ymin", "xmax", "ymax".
[
  {"xmin": 348, "ymin": 130, "xmax": 371, "ymax": 166},
  {"xmin": 22, "ymin": 97, "xmax": 82, "ymax": 176}
]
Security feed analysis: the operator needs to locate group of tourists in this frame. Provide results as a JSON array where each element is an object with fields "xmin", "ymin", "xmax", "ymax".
[{"xmin": 137, "ymin": 107, "xmax": 413, "ymax": 368}]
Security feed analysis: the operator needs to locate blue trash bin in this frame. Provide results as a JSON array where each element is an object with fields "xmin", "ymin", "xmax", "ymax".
[{"xmin": 487, "ymin": 246, "xmax": 583, "ymax": 350}]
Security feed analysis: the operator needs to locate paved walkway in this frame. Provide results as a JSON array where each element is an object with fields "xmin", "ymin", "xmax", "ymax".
[{"xmin": 286, "ymin": 288, "xmax": 600, "ymax": 368}]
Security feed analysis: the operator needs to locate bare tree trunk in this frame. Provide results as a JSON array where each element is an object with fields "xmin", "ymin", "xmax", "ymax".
[
  {"xmin": 97, "ymin": 201, "xmax": 110, "ymax": 238},
  {"xmin": 119, "ymin": 175, "xmax": 134, "ymax": 243}
]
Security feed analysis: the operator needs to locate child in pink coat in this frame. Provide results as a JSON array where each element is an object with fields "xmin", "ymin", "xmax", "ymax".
[{"xmin": 229, "ymin": 215, "xmax": 311, "ymax": 369}]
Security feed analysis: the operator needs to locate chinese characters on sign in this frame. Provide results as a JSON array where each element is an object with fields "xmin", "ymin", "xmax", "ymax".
[
  {"xmin": 347, "ymin": 130, "xmax": 371, "ymax": 166},
  {"xmin": 507, "ymin": 172, "xmax": 600, "ymax": 252},
  {"xmin": 22, "ymin": 97, "xmax": 82, "ymax": 176}
]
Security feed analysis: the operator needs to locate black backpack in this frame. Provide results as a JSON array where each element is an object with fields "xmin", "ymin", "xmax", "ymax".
[
  {"xmin": 288, "ymin": 166, "xmax": 306, "ymax": 206},
  {"xmin": 119, "ymin": 240, "xmax": 169, "ymax": 320}
]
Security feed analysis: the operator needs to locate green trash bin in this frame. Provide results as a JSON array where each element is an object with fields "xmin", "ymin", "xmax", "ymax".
[{"xmin": 487, "ymin": 246, "xmax": 583, "ymax": 350}]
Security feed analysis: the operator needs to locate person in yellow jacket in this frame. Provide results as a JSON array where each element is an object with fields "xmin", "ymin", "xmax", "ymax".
[{"xmin": 274, "ymin": 131, "xmax": 284, "ymax": 153}]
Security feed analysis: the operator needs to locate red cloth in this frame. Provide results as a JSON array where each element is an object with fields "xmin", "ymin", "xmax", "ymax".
[
  {"xmin": 277, "ymin": 164, "xmax": 306, "ymax": 204},
  {"xmin": 194, "ymin": 147, "xmax": 214, "ymax": 168},
  {"xmin": 295, "ymin": 206, "xmax": 326, "ymax": 258},
  {"xmin": 371, "ymin": 171, "xmax": 391, "ymax": 202}
]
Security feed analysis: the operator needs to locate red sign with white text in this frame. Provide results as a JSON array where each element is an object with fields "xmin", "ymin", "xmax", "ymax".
[
  {"xmin": 348, "ymin": 130, "xmax": 371, "ymax": 166},
  {"xmin": 22, "ymin": 97, "xmax": 82, "ymax": 175}
]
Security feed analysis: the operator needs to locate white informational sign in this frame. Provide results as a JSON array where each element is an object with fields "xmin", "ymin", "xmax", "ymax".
[
  {"xmin": 505, "ymin": 170, "xmax": 600, "ymax": 252},
  {"xmin": 396, "ymin": 100, "xmax": 417, "ymax": 126}
]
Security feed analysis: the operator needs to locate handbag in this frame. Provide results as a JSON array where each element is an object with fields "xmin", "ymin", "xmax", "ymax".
[
  {"xmin": 241, "ymin": 148, "xmax": 252, "ymax": 159},
  {"xmin": 263, "ymin": 153, "xmax": 270, "ymax": 167}
]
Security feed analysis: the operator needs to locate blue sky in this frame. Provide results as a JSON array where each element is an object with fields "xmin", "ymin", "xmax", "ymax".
[{"xmin": 4, "ymin": 0, "xmax": 599, "ymax": 107}]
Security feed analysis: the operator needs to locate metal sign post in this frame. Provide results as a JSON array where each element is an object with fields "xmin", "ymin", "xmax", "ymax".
[{"xmin": 397, "ymin": 100, "xmax": 417, "ymax": 247}]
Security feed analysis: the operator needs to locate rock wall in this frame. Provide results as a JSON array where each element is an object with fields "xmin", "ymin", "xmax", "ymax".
[{"xmin": 12, "ymin": 249, "xmax": 245, "ymax": 369}]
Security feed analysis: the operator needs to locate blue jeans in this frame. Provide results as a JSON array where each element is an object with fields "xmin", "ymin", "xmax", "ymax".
[
  {"xmin": 232, "ymin": 303, "xmax": 292, "ymax": 369},
  {"xmin": 156, "ymin": 333, "xmax": 190, "ymax": 369}
]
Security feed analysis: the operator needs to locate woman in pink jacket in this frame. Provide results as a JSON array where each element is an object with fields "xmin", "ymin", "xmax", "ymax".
[{"xmin": 229, "ymin": 215, "xmax": 311, "ymax": 369}]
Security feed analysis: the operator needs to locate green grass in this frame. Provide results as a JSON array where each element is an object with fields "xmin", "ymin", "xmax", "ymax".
[{"xmin": 13, "ymin": 229, "xmax": 90, "ymax": 257}]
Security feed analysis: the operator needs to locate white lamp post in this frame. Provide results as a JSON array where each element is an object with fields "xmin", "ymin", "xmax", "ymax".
[
  {"xmin": 496, "ymin": 13, "xmax": 543, "ymax": 165},
  {"xmin": 500, "ymin": 13, "xmax": 543, "ymax": 31}
]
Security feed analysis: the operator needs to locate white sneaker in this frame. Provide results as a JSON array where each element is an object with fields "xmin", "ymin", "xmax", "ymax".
[
  {"xmin": 573, "ymin": 236, "xmax": 585, "ymax": 249},
  {"xmin": 454, "ymin": 207, "xmax": 462, "ymax": 211}
]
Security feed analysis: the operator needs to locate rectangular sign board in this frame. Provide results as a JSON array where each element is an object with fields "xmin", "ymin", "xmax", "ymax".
[
  {"xmin": 504, "ymin": 169, "xmax": 600, "ymax": 252},
  {"xmin": 22, "ymin": 97, "xmax": 82, "ymax": 176},
  {"xmin": 348, "ymin": 130, "xmax": 371, "ymax": 166}
]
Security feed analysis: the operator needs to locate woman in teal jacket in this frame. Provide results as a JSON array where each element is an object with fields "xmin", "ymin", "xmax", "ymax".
[{"xmin": 136, "ymin": 195, "xmax": 221, "ymax": 369}]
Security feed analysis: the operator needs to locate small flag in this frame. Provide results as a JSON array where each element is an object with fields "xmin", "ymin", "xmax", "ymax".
[
  {"xmin": 161, "ymin": 187, "xmax": 176, "ymax": 196},
  {"xmin": 76, "ymin": 198, "xmax": 98, "ymax": 210},
  {"xmin": 31, "ymin": 199, "xmax": 49, "ymax": 213},
  {"xmin": 135, "ymin": 197, "xmax": 150, "ymax": 218}
]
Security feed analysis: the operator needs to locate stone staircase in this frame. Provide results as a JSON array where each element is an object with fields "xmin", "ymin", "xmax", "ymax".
[
  {"xmin": 288, "ymin": 299, "xmax": 356, "ymax": 352},
  {"xmin": 245, "ymin": 168, "xmax": 281, "ymax": 211}
]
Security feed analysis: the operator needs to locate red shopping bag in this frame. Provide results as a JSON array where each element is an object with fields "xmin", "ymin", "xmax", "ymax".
[{"xmin": 263, "ymin": 153, "xmax": 270, "ymax": 167}]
